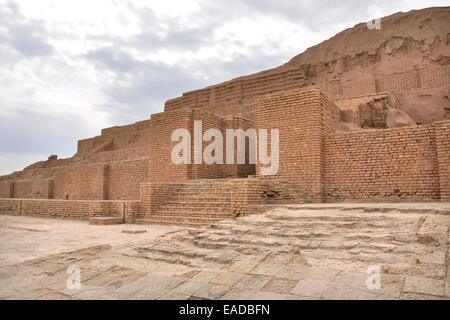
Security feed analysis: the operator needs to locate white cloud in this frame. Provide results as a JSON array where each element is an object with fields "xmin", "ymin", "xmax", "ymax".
[{"xmin": 0, "ymin": 153, "xmax": 47, "ymax": 176}]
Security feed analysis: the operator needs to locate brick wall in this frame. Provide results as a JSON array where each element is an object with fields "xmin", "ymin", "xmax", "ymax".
[
  {"xmin": 323, "ymin": 125, "xmax": 441, "ymax": 201},
  {"xmin": 139, "ymin": 182, "xmax": 183, "ymax": 218},
  {"xmin": 255, "ymin": 87, "xmax": 340, "ymax": 201},
  {"xmin": 79, "ymin": 147, "xmax": 149, "ymax": 163},
  {"xmin": 0, "ymin": 199, "xmax": 21, "ymax": 215},
  {"xmin": 13, "ymin": 179, "xmax": 53, "ymax": 199},
  {"xmin": 77, "ymin": 119, "xmax": 152, "ymax": 153},
  {"xmin": 53, "ymin": 163, "xmax": 108, "ymax": 200},
  {"xmin": 149, "ymin": 109, "xmax": 193, "ymax": 182},
  {"xmin": 149, "ymin": 108, "xmax": 256, "ymax": 183},
  {"xmin": 0, "ymin": 199, "xmax": 139, "ymax": 221},
  {"xmin": 0, "ymin": 181, "xmax": 14, "ymax": 198},
  {"xmin": 435, "ymin": 121, "xmax": 450, "ymax": 201},
  {"xmin": 191, "ymin": 110, "xmax": 226, "ymax": 179},
  {"xmin": 108, "ymin": 159, "xmax": 149, "ymax": 200}
]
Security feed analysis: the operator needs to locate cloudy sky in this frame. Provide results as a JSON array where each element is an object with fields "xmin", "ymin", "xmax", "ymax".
[{"xmin": 0, "ymin": 0, "xmax": 449, "ymax": 175}]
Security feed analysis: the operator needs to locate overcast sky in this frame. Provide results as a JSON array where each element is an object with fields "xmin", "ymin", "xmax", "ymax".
[{"xmin": 0, "ymin": 0, "xmax": 449, "ymax": 175}]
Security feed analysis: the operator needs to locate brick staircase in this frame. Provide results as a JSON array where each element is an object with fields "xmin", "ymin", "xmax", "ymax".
[
  {"xmin": 124, "ymin": 203, "xmax": 450, "ymax": 284},
  {"xmin": 136, "ymin": 181, "xmax": 248, "ymax": 227}
]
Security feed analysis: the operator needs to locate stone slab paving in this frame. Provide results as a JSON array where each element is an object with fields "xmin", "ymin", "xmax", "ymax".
[{"xmin": 0, "ymin": 202, "xmax": 449, "ymax": 300}]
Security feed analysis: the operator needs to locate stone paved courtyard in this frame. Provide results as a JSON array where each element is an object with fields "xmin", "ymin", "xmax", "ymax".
[{"xmin": 0, "ymin": 202, "xmax": 449, "ymax": 300}]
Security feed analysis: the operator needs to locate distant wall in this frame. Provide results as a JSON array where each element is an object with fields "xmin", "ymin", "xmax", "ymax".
[
  {"xmin": 13, "ymin": 179, "xmax": 53, "ymax": 199},
  {"xmin": 165, "ymin": 66, "xmax": 449, "ymax": 116},
  {"xmin": 77, "ymin": 119, "xmax": 152, "ymax": 153},
  {"xmin": 0, "ymin": 181, "xmax": 13, "ymax": 198}
]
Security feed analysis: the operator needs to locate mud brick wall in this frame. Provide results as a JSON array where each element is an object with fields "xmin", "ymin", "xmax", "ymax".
[
  {"xmin": 108, "ymin": 159, "xmax": 149, "ymax": 200},
  {"xmin": 124, "ymin": 201, "xmax": 140, "ymax": 223},
  {"xmin": 376, "ymin": 70, "xmax": 419, "ymax": 92},
  {"xmin": 323, "ymin": 125, "xmax": 441, "ymax": 201},
  {"xmin": 53, "ymin": 163, "xmax": 108, "ymax": 200},
  {"xmin": 0, "ymin": 199, "xmax": 139, "ymax": 220},
  {"xmin": 255, "ymin": 87, "xmax": 339, "ymax": 201},
  {"xmin": 13, "ymin": 179, "xmax": 53, "ymax": 199},
  {"xmin": 20, "ymin": 200, "xmax": 93, "ymax": 220},
  {"xmin": 420, "ymin": 67, "xmax": 449, "ymax": 89},
  {"xmin": 77, "ymin": 119, "xmax": 152, "ymax": 153},
  {"xmin": 435, "ymin": 121, "xmax": 450, "ymax": 201},
  {"xmin": 149, "ymin": 109, "xmax": 193, "ymax": 182},
  {"xmin": 0, "ymin": 181, "xmax": 14, "ymax": 198},
  {"xmin": 191, "ymin": 111, "xmax": 226, "ymax": 179},
  {"xmin": 89, "ymin": 200, "xmax": 133, "ymax": 221},
  {"xmin": 0, "ymin": 199, "xmax": 21, "ymax": 215},
  {"xmin": 222, "ymin": 116, "xmax": 256, "ymax": 178},
  {"xmin": 79, "ymin": 147, "xmax": 149, "ymax": 163},
  {"xmin": 342, "ymin": 79, "xmax": 376, "ymax": 97}
]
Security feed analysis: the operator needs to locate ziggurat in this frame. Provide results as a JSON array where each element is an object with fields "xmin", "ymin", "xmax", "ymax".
[{"xmin": 0, "ymin": 7, "xmax": 449, "ymax": 226}]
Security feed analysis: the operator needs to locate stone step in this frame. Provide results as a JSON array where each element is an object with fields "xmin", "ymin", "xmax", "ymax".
[
  {"xmin": 230, "ymin": 219, "xmax": 413, "ymax": 233},
  {"xmin": 157, "ymin": 203, "xmax": 235, "ymax": 210},
  {"xmin": 135, "ymin": 215, "xmax": 230, "ymax": 227},
  {"xmin": 178, "ymin": 232, "xmax": 415, "ymax": 255},
  {"xmin": 135, "ymin": 244, "xmax": 241, "ymax": 265},
  {"xmin": 161, "ymin": 200, "xmax": 233, "ymax": 206},
  {"xmin": 152, "ymin": 210, "xmax": 233, "ymax": 219},
  {"xmin": 89, "ymin": 216, "xmax": 123, "ymax": 225}
]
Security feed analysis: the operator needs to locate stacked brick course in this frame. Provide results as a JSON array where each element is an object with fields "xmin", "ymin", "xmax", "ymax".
[
  {"xmin": 0, "ymin": 199, "xmax": 138, "ymax": 221},
  {"xmin": 165, "ymin": 66, "xmax": 449, "ymax": 116},
  {"xmin": 255, "ymin": 87, "xmax": 340, "ymax": 201},
  {"xmin": 139, "ymin": 178, "xmax": 265, "ymax": 225},
  {"xmin": 323, "ymin": 125, "xmax": 441, "ymax": 201}
]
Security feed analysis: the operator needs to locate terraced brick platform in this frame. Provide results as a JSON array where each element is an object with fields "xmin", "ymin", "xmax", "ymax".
[{"xmin": 0, "ymin": 202, "xmax": 449, "ymax": 299}]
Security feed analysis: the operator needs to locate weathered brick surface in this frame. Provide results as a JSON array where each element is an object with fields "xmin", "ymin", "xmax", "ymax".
[
  {"xmin": 149, "ymin": 109, "xmax": 193, "ymax": 182},
  {"xmin": 435, "ymin": 121, "xmax": 450, "ymax": 201},
  {"xmin": 77, "ymin": 120, "xmax": 152, "ymax": 154},
  {"xmin": 53, "ymin": 163, "xmax": 108, "ymax": 200},
  {"xmin": 108, "ymin": 159, "xmax": 149, "ymax": 200},
  {"xmin": 255, "ymin": 87, "xmax": 340, "ymax": 201},
  {"xmin": 323, "ymin": 125, "xmax": 441, "ymax": 201},
  {"xmin": 165, "ymin": 66, "xmax": 449, "ymax": 116},
  {"xmin": 0, "ymin": 181, "xmax": 14, "ymax": 198},
  {"xmin": 13, "ymin": 179, "xmax": 53, "ymax": 199},
  {"xmin": 0, "ymin": 199, "xmax": 139, "ymax": 221},
  {"xmin": 0, "ymin": 199, "xmax": 21, "ymax": 215}
]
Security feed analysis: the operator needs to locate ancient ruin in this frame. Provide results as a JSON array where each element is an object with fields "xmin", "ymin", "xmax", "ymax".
[
  {"xmin": 1, "ymin": 7, "xmax": 448, "ymax": 226},
  {"xmin": 0, "ymin": 7, "xmax": 449, "ymax": 300}
]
